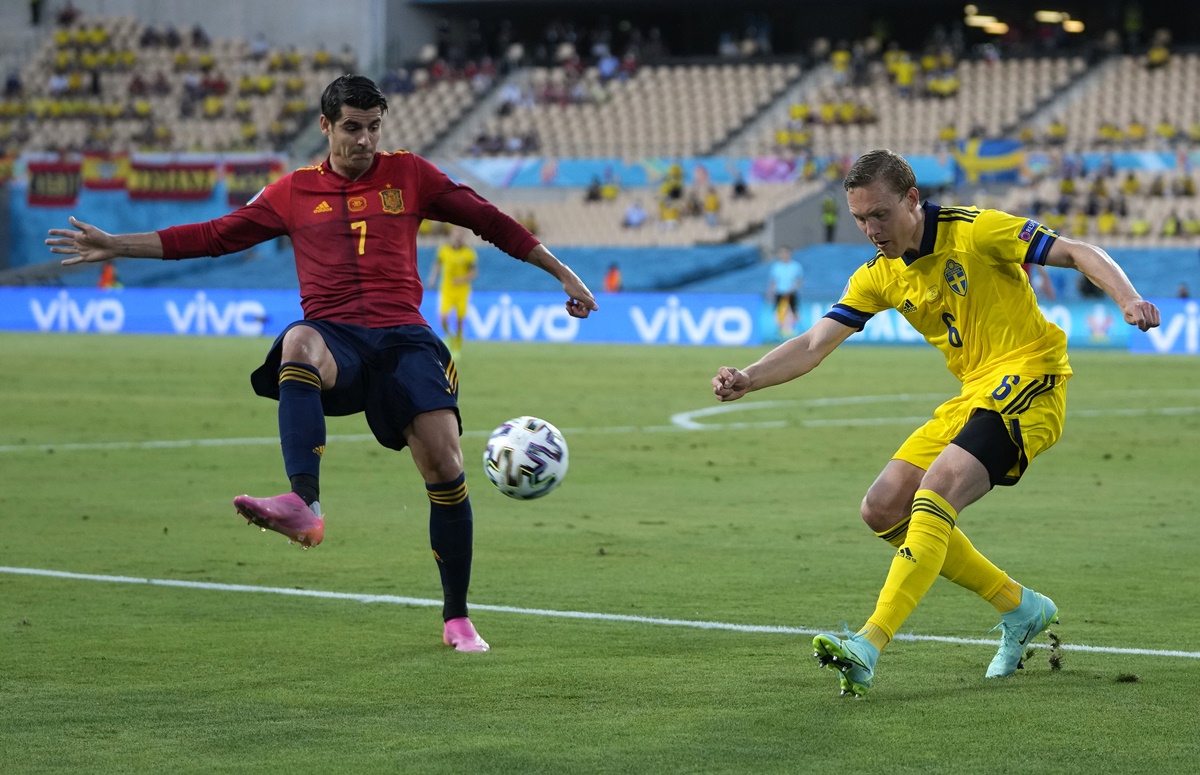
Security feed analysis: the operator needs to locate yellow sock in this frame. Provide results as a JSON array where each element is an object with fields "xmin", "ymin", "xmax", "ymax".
[
  {"xmin": 987, "ymin": 577, "xmax": 1024, "ymax": 613},
  {"xmin": 864, "ymin": 489, "xmax": 956, "ymax": 645},
  {"xmin": 876, "ymin": 517, "xmax": 1016, "ymax": 613},
  {"xmin": 857, "ymin": 622, "xmax": 891, "ymax": 652}
]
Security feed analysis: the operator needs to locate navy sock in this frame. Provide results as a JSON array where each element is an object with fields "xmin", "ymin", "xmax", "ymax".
[
  {"xmin": 278, "ymin": 362, "xmax": 324, "ymax": 506},
  {"xmin": 427, "ymin": 472, "xmax": 473, "ymax": 621}
]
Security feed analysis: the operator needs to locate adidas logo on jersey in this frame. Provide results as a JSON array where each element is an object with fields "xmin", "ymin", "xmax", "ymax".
[
  {"xmin": 900, "ymin": 299, "xmax": 917, "ymax": 314},
  {"xmin": 313, "ymin": 201, "xmax": 333, "ymax": 214}
]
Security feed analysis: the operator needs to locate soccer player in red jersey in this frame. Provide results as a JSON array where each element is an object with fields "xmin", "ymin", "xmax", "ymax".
[{"xmin": 47, "ymin": 75, "xmax": 598, "ymax": 653}]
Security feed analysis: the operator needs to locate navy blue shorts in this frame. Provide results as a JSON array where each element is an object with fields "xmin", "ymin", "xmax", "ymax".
[{"xmin": 250, "ymin": 321, "xmax": 460, "ymax": 451}]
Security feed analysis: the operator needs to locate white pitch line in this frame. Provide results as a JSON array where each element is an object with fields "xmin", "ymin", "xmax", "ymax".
[{"xmin": 2, "ymin": 566, "xmax": 1198, "ymax": 660}]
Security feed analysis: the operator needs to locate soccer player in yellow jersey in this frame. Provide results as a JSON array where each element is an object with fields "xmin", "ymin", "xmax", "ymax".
[
  {"xmin": 427, "ymin": 228, "xmax": 478, "ymax": 356},
  {"xmin": 712, "ymin": 149, "xmax": 1160, "ymax": 697}
]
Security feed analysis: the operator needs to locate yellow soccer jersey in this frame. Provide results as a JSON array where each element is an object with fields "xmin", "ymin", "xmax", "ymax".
[
  {"xmin": 827, "ymin": 202, "xmax": 1071, "ymax": 384},
  {"xmin": 434, "ymin": 244, "xmax": 477, "ymax": 296}
]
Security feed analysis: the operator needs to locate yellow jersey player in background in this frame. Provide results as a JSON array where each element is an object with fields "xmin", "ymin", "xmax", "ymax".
[
  {"xmin": 427, "ymin": 227, "xmax": 478, "ymax": 357},
  {"xmin": 712, "ymin": 149, "xmax": 1160, "ymax": 697}
]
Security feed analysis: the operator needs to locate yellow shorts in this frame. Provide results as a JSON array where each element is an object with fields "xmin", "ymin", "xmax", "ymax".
[
  {"xmin": 438, "ymin": 292, "xmax": 469, "ymax": 318},
  {"xmin": 894, "ymin": 372, "xmax": 1069, "ymax": 485}
]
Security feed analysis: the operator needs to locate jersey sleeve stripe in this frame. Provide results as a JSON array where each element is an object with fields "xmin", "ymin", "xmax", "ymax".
[{"xmin": 824, "ymin": 303, "xmax": 873, "ymax": 330}]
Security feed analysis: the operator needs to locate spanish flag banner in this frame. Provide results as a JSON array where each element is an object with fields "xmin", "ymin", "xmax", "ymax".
[
  {"xmin": 28, "ymin": 160, "xmax": 83, "ymax": 206},
  {"xmin": 128, "ymin": 159, "xmax": 217, "ymax": 200},
  {"xmin": 225, "ymin": 157, "xmax": 285, "ymax": 207},
  {"xmin": 81, "ymin": 152, "xmax": 131, "ymax": 190}
]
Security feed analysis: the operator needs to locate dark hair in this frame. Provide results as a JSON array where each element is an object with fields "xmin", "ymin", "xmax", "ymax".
[
  {"xmin": 320, "ymin": 74, "xmax": 388, "ymax": 123},
  {"xmin": 843, "ymin": 149, "xmax": 916, "ymax": 197}
]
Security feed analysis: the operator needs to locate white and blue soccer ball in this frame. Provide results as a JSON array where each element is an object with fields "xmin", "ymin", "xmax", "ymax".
[{"xmin": 482, "ymin": 416, "xmax": 569, "ymax": 500}]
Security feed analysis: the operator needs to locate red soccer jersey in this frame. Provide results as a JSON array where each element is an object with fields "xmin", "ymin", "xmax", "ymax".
[{"xmin": 157, "ymin": 151, "xmax": 540, "ymax": 327}]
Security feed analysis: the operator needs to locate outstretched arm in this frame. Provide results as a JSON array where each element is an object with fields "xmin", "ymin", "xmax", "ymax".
[
  {"xmin": 47, "ymin": 216, "xmax": 164, "ymax": 265},
  {"xmin": 1045, "ymin": 236, "xmax": 1159, "ymax": 330},
  {"xmin": 525, "ymin": 243, "xmax": 598, "ymax": 319},
  {"xmin": 712, "ymin": 317, "xmax": 856, "ymax": 402}
]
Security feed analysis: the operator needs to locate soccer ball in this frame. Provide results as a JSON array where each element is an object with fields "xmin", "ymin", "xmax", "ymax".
[{"xmin": 482, "ymin": 416, "xmax": 569, "ymax": 500}]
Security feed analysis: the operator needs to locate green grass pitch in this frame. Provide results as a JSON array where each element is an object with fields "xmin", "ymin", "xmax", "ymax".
[{"xmin": 2, "ymin": 333, "xmax": 1198, "ymax": 774}]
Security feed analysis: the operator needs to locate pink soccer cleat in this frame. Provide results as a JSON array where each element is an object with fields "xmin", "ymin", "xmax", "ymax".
[
  {"xmin": 443, "ymin": 617, "xmax": 490, "ymax": 652},
  {"xmin": 233, "ymin": 492, "xmax": 324, "ymax": 548}
]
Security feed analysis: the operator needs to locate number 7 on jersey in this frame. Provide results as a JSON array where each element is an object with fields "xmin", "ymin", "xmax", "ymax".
[{"xmin": 351, "ymin": 220, "xmax": 367, "ymax": 255}]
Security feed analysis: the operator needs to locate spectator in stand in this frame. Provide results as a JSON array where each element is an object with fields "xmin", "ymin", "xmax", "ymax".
[
  {"xmin": 1146, "ymin": 30, "xmax": 1170, "ymax": 70},
  {"xmin": 56, "ymin": 1, "xmax": 79, "ymax": 27},
  {"xmin": 164, "ymin": 26, "xmax": 182, "ymax": 49},
  {"xmin": 139, "ymin": 26, "xmax": 162, "ymax": 48},
  {"xmin": 703, "ymin": 186, "xmax": 721, "ymax": 227},
  {"xmin": 1161, "ymin": 211, "xmax": 1182, "ymax": 238},
  {"xmin": 1179, "ymin": 283, "xmax": 1190, "ymax": 299},
  {"xmin": 732, "ymin": 170, "xmax": 752, "ymax": 200},
  {"xmin": 313, "ymin": 44, "xmax": 333, "ymax": 70},
  {"xmin": 152, "ymin": 71, "xmax": 171, "ymax": 96},
  {"xmin": 250, "ymin": 33, "xmax": 269, "ymax": 60},
  {"xmin": 518, "ymin": 210, "xmax": 539, "ymax": 236},
  {"xmin": 622, "ymin": 200, "xmax": 647, "ymax": 229},
  {"xmin": 127, "ymin": 72, "xmax": 148, "ymax": 97},
  {"xmin": 597, "ymin": 49, "xmax": 619, "ymax": 82},
  {"xmin": 1045, "ymin": 117, "xmax": 1068, "ymax": 146},
  {"xmin": 600, "ymin": 173, "xmax": 619, "ymax": 201},
  {"xmin": 1155, "ymin": 116, "xmax": 1177, "ymax": 145},
  {"xmin": 192, "ymin": 25, "xmax": 211, "ymax": 49},
  {"xmin": 1096, "ymin": 208, "xmax": 1118, "ymax": 237},
  {"xmin": 4, "ymin": 71, "xmax": 21, "ymax": 99},
  {"xmin": 585, "ymin": 176, "xmax": 603, "ymax": 203}
]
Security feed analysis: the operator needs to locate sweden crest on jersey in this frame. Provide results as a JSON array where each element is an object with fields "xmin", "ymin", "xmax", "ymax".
[{"xmin": 944, "ymin": 259, "xmax": 968, "ymax": 296}]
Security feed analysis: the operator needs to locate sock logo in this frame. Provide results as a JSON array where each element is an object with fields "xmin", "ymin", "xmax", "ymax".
[
  {"xmin": 897, "ymin": 546, "xmax": 916, "ymax": 562},
  {"xmin": 432, "ymin": 549, "xmax": 443, "ymax": 563},
  {"xmin": 312, "ymin": 445, "xmax": 325, "ymax": 457}
]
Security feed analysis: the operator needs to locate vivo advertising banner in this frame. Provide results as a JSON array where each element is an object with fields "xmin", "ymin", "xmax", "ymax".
[
  {"xmin": 0, "ymin": 288, "xmax": 1170, "ymax": 352},
  {"xmin": 1128, "ymin": 299, "xmax": 1200, "ymax": 355}
]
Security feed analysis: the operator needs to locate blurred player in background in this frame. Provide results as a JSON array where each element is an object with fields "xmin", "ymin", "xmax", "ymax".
[
  {"xmin": 713, "ymin": 149, "xmax": 1159, "ymax": 696},
  {"xmin": 426, "ymin": 227, "xmax": 478, "ymax": 357},
  {"xmin": 48, "ymin": 74, "xmax": 598, "ymax": 654},
  {"xmin": 766, "ymin": 245, "xmax": 803, "ymax": 338}
]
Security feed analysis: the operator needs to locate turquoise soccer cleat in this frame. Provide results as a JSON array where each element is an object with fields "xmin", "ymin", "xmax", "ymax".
[
  {"xmin": 813, "ymin": 627, "xmax": 880, "ymax": 698},
  {"xmin": 986, "ymin": 588, "xmax": 1059, "ymax": 678}
]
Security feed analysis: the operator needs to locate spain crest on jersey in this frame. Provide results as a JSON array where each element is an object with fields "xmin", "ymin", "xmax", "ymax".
[
  {"xmin": 380, "ymin": 187, "xmax": 404, "ymax": 214},
  {"xmin": 944, "ymin": 259, "xmax": 968, "ymax": 296}
]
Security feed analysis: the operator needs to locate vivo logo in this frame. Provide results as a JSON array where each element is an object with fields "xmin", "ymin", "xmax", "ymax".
[
  {"xmin": 29, "ymin": 291, "xmax": 125, "ymax": 332},
  {"xmin": 165, "ymin": 292, "xmax": 267, "ymax": 336},
  {"xmin": 467, "ymin": 294, "xmax": 579, "ymax": 342},
  {"xmin": 1144, "ymin": 301, "xmax": 1200, "ymax": 354},
  {"xmin": 630, "ymin": 296, "xmax": 752, "ymax": 345}
]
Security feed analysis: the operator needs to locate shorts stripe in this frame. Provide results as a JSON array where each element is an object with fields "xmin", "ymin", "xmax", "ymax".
[
  {"xmin": 1000, "ymin": 377, "xmax": 1044, "ymax": 414},
  {"xmin": 1006, "ymin": 375, "xmax": 1057, "ymax": 416}
]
